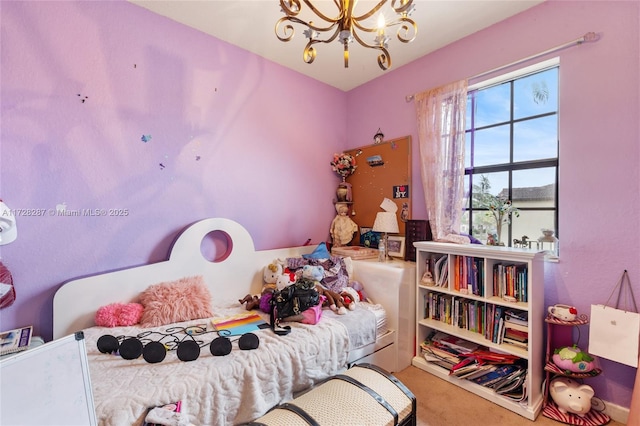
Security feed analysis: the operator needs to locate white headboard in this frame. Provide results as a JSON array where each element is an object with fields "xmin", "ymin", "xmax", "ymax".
[{"xmin": 53, "ymin": 218, "xmax": 314, "ymax": 339}]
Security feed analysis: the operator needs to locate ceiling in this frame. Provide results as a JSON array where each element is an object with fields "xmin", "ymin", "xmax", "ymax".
[{"xmin": 129, "ymin": 1, "xmax": 545, "ymax": 92}]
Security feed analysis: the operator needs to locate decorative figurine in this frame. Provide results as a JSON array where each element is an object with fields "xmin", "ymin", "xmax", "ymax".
[{"xmin": 330, "ymin": 203, "xmax": 358, "ymax": 247}]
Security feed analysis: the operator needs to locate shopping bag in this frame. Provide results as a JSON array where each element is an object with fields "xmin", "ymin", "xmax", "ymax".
[{"xmin": 589, "ymin": 270, "xmax": 640, "ymax": 367}]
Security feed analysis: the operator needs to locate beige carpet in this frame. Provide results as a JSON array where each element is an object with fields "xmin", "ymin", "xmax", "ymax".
[{"xmin": 393, "ymin": 366, "xmax": 623, "ymax": 426}]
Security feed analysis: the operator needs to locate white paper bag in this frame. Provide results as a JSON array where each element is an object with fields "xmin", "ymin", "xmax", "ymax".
[{"xmin": 589, "ymin": 303, "xmax": 640, "ymax": 367}]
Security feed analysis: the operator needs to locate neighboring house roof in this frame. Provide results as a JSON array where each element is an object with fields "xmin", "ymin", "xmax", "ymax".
[{"xmin": 498, "ymin": 184, "xmax": 555, "ymax": 201}]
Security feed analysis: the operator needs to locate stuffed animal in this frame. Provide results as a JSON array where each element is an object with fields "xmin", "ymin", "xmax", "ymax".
[
  {"xmin": 302, "ymin": 265, "xmax": 324, "ymax": 282},
  {"xmin": 552, "ymin": 345, "xmax": 596, "ymax": 374},
  {"xmin": 348, "ymin": 280, "xmax": 369, "ymax": 303},
  {"xmin": 340, "ymin": 286, "xmax": 360, "ymax": 310},
  {"xmin": 276, "ymin": 273, "xmax": 293, "ymax": 290},
  {"xmin": 315, "ymin": 285, "xmax": 348, "ymax": 315},
  {"xmin": 301, "ymin": 265, "xmax": 347, "ymax": 315},
  {"xmin": 239, "ymin": 260, "xmax": 286, "ymax": 311}
]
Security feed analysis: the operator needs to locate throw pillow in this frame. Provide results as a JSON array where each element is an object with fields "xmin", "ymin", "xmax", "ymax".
[{"xmin": 139, "ymin": 275, "xmax": 213, "ymax": 328}]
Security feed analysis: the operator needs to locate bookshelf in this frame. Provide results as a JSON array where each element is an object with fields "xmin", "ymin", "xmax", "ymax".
[{"xmin": 412, "ymin": 242, "xmax": 545, "ymax": 420}]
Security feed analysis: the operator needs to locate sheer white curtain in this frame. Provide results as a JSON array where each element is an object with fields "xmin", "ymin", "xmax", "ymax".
[{"xmin": 415, "ymin": 79, "xmax": 470, "ymax": 244}]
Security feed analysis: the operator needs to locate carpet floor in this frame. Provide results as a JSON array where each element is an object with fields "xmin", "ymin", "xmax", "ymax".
[{"xmin": 393, "ymin": 366, "xmax": 623, "ymax": 426}]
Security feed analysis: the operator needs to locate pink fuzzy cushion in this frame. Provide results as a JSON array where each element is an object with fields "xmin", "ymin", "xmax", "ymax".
[
  {"xmin": 95, "ymin": 302, "xmax": 144, "ymax": 327},
  {"xmin": 139, "ymin": 275, "xmax": 213, "ymax": 328}
]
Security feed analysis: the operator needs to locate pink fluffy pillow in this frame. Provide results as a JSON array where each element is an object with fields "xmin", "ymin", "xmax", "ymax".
[
  {"xmin": 95, "ymin": 302, "xmax": 144, "ymax": 327},
  {"xmin": 139, "ymin": 275, "xmax": 213, "ymax": 328}
]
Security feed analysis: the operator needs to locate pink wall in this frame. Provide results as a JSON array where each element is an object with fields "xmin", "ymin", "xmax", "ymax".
[
  {"xmin": 346, "ymin": 0, "xmax": 640, "ymax": 411},
  {"xmin": 0, "ymin": 1, "xmax": 347, "ymax": 339}
]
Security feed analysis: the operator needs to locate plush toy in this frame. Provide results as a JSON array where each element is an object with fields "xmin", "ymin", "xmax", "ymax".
[
  {"xmin": 302, "ymin": 265, "xmax": 324, "ymax": 282},
  {"xmin": 549, "ymin": 377, "xmax": 595, "ymax": 417},
  {"xmin": 552, "ymin": 345, "xmax": 596, "ymax": 374},
  {"xmin": 314, "ymin": 285, "xmax": 347, "ymax": 315},
  {"xmin": 340, "ymin": 286, "xmax": 360, "ymax": 310},
  {"xmin": 239, "ymin": 260, "xmax": 285, "ymax": 311},
  {"xmin": 348, "ymin": 280, "xmax": 369, "ymax": 303},
  {"xmin": 301, "ymin": 265, "xmax": 347, "ymax": 315}
]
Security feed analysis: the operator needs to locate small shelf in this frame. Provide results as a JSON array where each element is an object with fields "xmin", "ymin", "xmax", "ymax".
[
  {"xmin": 542, "ymin": 400, "xmax": 610, "ymax": 425},
  {"xmin": 542, "ymin": 312, "xmax": 610, "ymax": 425}
]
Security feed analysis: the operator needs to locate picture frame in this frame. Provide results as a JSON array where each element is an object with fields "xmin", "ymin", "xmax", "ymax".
[{"xmin": 387, "ymin": 236, "xmax": 406, "ymax": 258}]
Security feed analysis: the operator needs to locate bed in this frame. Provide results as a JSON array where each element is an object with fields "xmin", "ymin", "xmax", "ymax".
[{"xmin": 53, "ymin": 218, "xmax": 403, "ymax": 425}]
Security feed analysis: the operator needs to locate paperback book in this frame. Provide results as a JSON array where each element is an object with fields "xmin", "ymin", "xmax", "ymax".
[{"xmin": 0, "ymin": 325, "xmax": 32, "ymax": 356}]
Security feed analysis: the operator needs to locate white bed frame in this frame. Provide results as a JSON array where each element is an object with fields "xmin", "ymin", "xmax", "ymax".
[{"xmin": 53, "ymin": 218, "xmax": 401, "ymax": 372}]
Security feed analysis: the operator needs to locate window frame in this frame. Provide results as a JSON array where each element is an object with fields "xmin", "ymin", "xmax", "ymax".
[{"xmin": 463, "ymin": 58, "xmax": 560, "ymax": 248}]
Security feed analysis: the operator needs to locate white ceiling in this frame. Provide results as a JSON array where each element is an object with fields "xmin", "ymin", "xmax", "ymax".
[{"xmin": 129, "ymin": 0, "xmax": 545, "ymax": 91}]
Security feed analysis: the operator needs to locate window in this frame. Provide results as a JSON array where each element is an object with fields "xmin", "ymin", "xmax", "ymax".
[{"xmin": 462, "ymin": 60, "xmax": 559, "ymax": 249}]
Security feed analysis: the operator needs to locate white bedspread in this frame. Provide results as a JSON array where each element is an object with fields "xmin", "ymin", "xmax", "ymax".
[{"xmin": 83, "ymin": 303, "xmax": 352, "ymax": 426}]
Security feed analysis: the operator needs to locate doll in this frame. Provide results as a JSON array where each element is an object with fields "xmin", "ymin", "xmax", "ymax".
[{"xmin": 330, "ymin": 202, "xmax": 358, "ymax": 247}]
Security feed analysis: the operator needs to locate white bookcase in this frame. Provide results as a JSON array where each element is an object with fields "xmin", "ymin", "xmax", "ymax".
[{"xmin": 412, "ymin": 241, "xmax": 545, "ymax": 420}]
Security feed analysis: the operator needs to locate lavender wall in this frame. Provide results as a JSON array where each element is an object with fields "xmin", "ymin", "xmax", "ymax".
[
  {"xmin": 346, "ymin": 0, "xmax": 640, "ymax": 411},
  {"xmin": 0, "ymin": 1, "xmax": 347, "ymax": 340},
  {"xmin": 2, "ymin": 0, "xmax": 639, "ymax": 413}
]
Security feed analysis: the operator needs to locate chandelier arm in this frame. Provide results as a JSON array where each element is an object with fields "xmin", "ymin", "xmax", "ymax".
[
  {"xmin": 351, "ymin": 0, "xmax": 388, "ymax": 21},
  {"xmin": 301, "ymin": 0, "xmax": 343, "ymax": 24},
  {"xmin": 276, "ymin": 16, "xmax": 342, "ymax": 40},
  {"xmin": 377, "ymin": 48, "xmax": 391, "ymax": 70},
  {"xmin": 352, "ymin": 29, "xmax": 392, "ymax": 70},
  {"xmin": 275, "ymin": 17, "xmax": 297, "ymax": 42},
  {"xmin": 302, "ymin": 26, "xmax": 342, "ymax": 64},
  {"xmin": 351, "ymin": 28, "xmax": 381, "ymax": 48},
  {"xmin": 394, "ymin": 18, "xmax": 417, "ymax": 43},
  {"xmin": 279, "ymin": 0, "xmax": 302, "ymax": 16},
  {"xmin": 390, "ymin": 0, "xmax": 415, "ymax": 14}
]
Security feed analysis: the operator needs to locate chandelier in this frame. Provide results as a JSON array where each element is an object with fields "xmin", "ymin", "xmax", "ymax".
[{"xmin": 275, "ymin": 0, "xmax": 417, "ymax": 71}]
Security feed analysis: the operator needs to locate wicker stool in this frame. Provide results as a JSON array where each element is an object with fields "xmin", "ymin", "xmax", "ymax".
[{"xmin": 248, "ymin": 364, "xmax": 416, "ymax": 426}]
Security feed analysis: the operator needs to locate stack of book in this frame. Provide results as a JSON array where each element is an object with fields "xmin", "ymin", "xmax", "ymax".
[
  {"xmin": 420, "ymin": 331, "xmax": 479, "ymax": 370},
  {"xmin": 502, "ymin": 309, "xmax": 529, "ymax": 349}
]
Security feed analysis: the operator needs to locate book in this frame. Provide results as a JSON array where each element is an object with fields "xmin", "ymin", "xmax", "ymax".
[
  {"xmin": 504, "ymin": 321, "xmax": 528, "ymax": 333},
  {"xmin": 504, "ymin": 309, "xmax": 528, "ymax": 326},
  {"xmin": 0, "ymin": 325, "xmax": 32, "ymax": 356},
  {"xmin": 472, "ymin": 364, "xmax": 521, "ymax": 387},
  {"xmin": 431, "ymin": 331, "xmax": 479, "ymax": 354},
  {"xmin": 210, "ymin": 313, "xmax": 269, "ymax": 336}
]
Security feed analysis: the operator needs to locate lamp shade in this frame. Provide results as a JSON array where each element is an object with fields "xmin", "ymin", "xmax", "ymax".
[{"xmin": 372, "ymin": 212, "xmax": 399, "ymax": 234}]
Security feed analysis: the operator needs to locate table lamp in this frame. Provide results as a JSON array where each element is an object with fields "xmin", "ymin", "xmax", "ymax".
[{"xmin": 372, "ymin": 211, "xmax": 399, "ymax": 261}]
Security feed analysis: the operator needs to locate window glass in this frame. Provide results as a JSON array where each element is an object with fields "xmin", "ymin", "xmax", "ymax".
[
  {"xmin": 514, "ymin": 68, "xmax": 559, "ymax": 119},
  {"xmin": 514, "ymin": 115, "xmax": 558, "ymax": 162},
  {"xmin": 474, "ymin": 83, "xmax": 511, "ymax": 127},
  {"xmin": 473, "ymin": 125, "xmax": 510, "ymax": 167},
  {"xmin": 463, "ymin": 63, "xmax": 559, "ymax": 248}
]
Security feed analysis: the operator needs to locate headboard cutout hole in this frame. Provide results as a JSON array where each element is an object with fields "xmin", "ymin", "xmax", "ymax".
[{"xmin": 200, "ymin": 230, "xmax": 232, "ymax": 263}]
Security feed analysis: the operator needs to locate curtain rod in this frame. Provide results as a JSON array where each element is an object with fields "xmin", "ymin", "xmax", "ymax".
[{"xmin": 405, "ymin": 32, "xmax": 600, "ymax": 102}]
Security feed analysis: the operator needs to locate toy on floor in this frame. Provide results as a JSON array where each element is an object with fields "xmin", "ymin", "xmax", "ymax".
[{"xmin": 549, "ymin": 377, "xmax": 595, "ymax": 417}]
